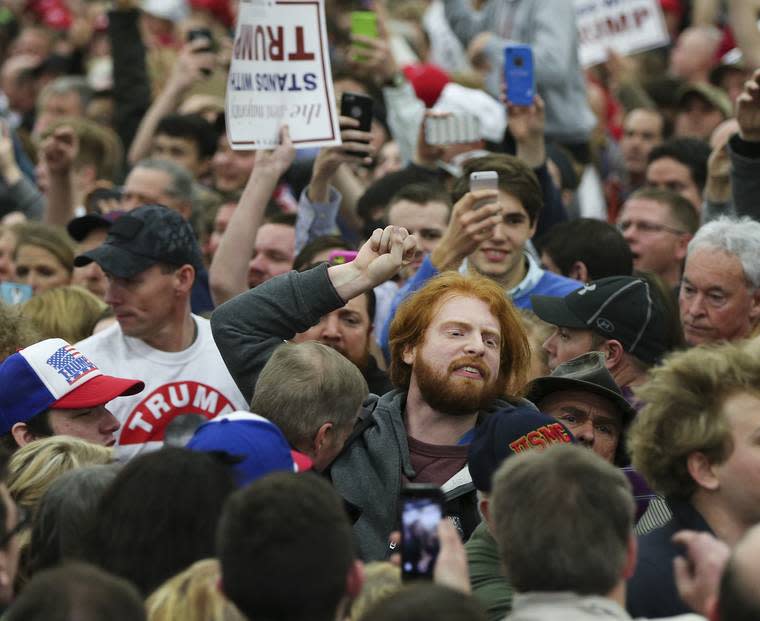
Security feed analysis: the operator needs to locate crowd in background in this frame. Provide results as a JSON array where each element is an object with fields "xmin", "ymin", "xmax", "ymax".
[{"xmin": 1, "ymin": 0, "xmax": 760, "ymax": 619}]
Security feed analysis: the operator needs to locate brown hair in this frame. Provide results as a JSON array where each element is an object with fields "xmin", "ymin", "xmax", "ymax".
[
  {"xmin": 451, "ymin": 154, "xmax": 543, "ymax": 225},
  {"xmin": 389, "ymin": 272, "xmax": 531, "ymax": 396}
]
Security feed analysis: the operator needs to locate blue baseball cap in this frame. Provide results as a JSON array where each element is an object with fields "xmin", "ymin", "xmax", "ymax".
[
  {"xmin": 468, "ymin": 407, "xmax": 575, "ymax": 493},
  {"xmin": 187, "ymin": 412, "xmax": 312, "ymax": 487}
]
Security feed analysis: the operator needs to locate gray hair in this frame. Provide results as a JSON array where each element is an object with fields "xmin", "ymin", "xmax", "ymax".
[
  {"xmin": 26, "ymin": 464, "xmax": 120, "ymax": 576},
  {"xmin": 134, "ymin": 158, "xmax": 195, "ymax": 204},
  {"xmin": 688, "ymin": 216, "xmax": 760, "ymax": 288},
  {"xmin": 38, "ymin": 76, "xmax": 93, "ymax": 112},
  {"xmin": 490, "ymin": 445, "xmax": 634, "ymax": 596},
  {"xmin": 251, "ymin": 342, "xmax": 369, "ymax": 446}
]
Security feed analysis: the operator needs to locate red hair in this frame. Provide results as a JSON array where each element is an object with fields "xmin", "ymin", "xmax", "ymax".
[{"xmin": 389, "ymin": 272, "xmax": 531, "ymax": 396}]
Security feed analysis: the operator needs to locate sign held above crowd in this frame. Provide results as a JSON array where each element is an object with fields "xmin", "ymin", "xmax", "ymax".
[
  {"xmin": 575, "ymin": 0, "xmax": 670, "ymax": 67},
  {"xmin": 226, "ymin": 0, "xmax": 341, "ymax": 150}
]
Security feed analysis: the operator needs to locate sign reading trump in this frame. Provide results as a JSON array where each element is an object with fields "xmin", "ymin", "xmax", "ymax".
[
  {"xmin": 575, "ymin": 0, "xmax": 670, "ymax": 68},
  {"xmin": 226, "ymin": 0, "xmax": 340, "ymax": 150}
]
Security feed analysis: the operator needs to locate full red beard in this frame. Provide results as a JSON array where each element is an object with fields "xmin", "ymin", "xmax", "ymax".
[{"xmin": 412, "ymin": 354, "xmax": 503, "ymax": 416}]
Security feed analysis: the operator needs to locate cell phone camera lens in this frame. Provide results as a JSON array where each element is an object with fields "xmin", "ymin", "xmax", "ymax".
[
  {"xmin": 514, "ymin": 56, "xmax": 523, "ymax": 67},
  {"xmin": 351, "ymin": 106, "xmax": 362, "ymax": 118}
]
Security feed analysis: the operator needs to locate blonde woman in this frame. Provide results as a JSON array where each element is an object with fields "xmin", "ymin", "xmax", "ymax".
[
  {"xmin": 7, "ymin": 435, "xmax": 113, "ymax": 516},
  {"xmin": 147, "ymin": 559, "xmax": 246, "ymax": 621},
  {"xmin": 22, "ymin": 285, "xmax": 108, "ymax": 343}
]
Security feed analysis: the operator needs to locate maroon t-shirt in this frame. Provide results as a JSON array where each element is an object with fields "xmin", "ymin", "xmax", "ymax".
[{"xmin": 404, "ymin": 435, "xmax": 469, "ymax": 486}]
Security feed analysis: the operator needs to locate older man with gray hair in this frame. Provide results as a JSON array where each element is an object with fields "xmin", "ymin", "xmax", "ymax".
[
  {"xmin": 679, "ymin": 216, "xmax": 760, "ymax": 346},
  {"xmin": 251, "ymin": 341, "xmax": 369, "ymax": 471}
]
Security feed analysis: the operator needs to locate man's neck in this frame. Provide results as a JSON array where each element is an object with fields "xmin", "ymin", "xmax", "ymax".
[
  {"xmin": 405, "ymin": 385, "xmax": 478, "ymax": 446},
  {"xmin": 142, "ymin": 313, "xmax": 197, "ymax": 352},
  {"xmin": 610, "ymin": 356, "xmax": 648, "ymax": 389},
  {"xmin": 659, "ymin": 263, "xmax": 683, "ymax": 289},
  {"xmin": 692, "ymin": 491, "xmax": 750, "ymax": 547},
  {"xmin": 468, "ymin": 254, "xmax": 529, "ymax": 292}
]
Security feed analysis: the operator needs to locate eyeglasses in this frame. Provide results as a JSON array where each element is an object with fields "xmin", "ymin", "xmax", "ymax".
[
  {"xmin": 0, "ymin": 505, "xmax": 29, "ymax": 548},
  {"xmin": 618, "ymin": 220, "xmax": 686, "ymax": 236}
]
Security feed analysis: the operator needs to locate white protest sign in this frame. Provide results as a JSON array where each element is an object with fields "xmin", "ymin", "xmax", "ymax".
[
  {"xmin": 226, "ymin": 0, "xmax": 341, "ymax": 150},
  {"xmin": 575, "ymin": 0, "xmax": 670, "ymax": 68}
]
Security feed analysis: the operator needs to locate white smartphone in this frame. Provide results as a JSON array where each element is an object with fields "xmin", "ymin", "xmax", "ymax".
[{"xmin": 469, "ymin": 170, "xmax": 499, "ymax": 209}]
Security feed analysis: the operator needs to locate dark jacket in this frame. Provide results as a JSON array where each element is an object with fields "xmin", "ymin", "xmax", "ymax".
[
  {"xmin": 627, "ymin": 498, "xmax": 713, "ymax": 618},
  {"xmin": 211, "ymin": 265, "xmax": 516, "ymax": 560}
]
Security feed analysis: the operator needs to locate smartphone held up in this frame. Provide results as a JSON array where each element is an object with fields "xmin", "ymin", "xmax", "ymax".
[
  {"xmin": 469, "ymin": 170, "xmax": 499, "ymax": 210},
  {"xmin": 401, "ymin": 484, "xmax": 444, "ymax": 581},
  {"xmin": 504, "ymin": 45, "xmax": 534, "ymax": 106}
]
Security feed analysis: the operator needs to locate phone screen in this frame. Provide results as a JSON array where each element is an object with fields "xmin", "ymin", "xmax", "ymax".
[{"xmin": 401, "ymin": 494, "xmax": 442, "ymax": 580}]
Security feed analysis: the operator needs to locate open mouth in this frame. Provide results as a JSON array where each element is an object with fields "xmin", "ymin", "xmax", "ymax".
[{"xmin": 453, "ymin": 364, "xmax": 485, "ymax": 380}]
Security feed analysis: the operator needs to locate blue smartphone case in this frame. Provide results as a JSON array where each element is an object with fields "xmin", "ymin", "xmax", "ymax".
[{"xmin": 504, "ymin": 45, "xmax": 534, "ymax": 106}]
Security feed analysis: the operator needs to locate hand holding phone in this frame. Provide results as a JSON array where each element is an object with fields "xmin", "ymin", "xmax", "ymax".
[
  {"xmin": 401, "ymin": 484, "xmax": 444, "ymax": 581},
  {"xmin": 340, "ymin": 92, "xmax": 373, "ymax": 160}
]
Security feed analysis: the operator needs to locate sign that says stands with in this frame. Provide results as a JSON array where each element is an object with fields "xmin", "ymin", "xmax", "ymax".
[
  {"xmin": 226, "ymin": 0, "xmax": 340, "ymax": 150},
  {"xmin": 575, "ymin": 0, "xmax": 670, "ymax": 68}
]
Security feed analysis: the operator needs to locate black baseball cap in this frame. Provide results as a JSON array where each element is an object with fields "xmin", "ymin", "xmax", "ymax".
[
  {"xmin": 74, "ymin": 204, "xmax": 204, "ymax": 278},
  {"xmin": 525, "ymin": 352, "xmax": 636, "ymax": 427},
  {"xmin": 468, "ymin": 407, "xmax": 575, "ymax": 493},
  {"xmin": 67, "ymin": 211, "xmax": 125, "ymax": 243},
  {"xmin": 531, "ymin": 276, "xmax": 667, "ymax": 365}
]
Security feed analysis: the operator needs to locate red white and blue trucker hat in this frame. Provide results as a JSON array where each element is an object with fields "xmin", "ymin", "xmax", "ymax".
[
  {"xmin": 187, "ymin": 412, "xmax": 313, "ymax": 487},
  {"xmin": 0, "ymin": 338, "xmax": 144, "ymax": 435}
]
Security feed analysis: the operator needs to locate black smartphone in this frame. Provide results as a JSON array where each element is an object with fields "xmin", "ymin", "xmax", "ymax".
[
  {"xmin": 340, "ymin": 92, "xmax": 373, "ymax": 159},
  {"xmin": 400, "ymin": 484, "xmax": 444, "ymax": 581}
]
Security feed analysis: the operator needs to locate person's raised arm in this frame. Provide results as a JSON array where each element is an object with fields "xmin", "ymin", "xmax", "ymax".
[
  {"xmin": 211, "ymin": 225, "xmax": 418, "ymax": 400},
  {"xmin": 507, "ymin": 94, "xmax": 566, "ymax": 235},
  {"xmin": 209, "ymin": 126, "xmax": 296, "ymax": 306},
  {"xmin": 127, "ymin": 39, "xmax": 216, "ymax": 166},
  {"xmin": 441, "ymin": 0, "xmax": 490, "ymax": 47},
  {"xmin": 295, "ymin": 116, "xmax": 374, "ymax": 253},
  {"xmin": 728, "ymin": 0, "xmax": 760, "ymax": 69},
  {"xmin": 40, "ymin": 125, "xmax": 78, "ymax": 227},
  {"xmin": 0, "ymin": 120, "xmax": 44, "ymax": 220},
  {"xmin": 728, "ymin": 68, "xmax": 760, "ymax": 221}
]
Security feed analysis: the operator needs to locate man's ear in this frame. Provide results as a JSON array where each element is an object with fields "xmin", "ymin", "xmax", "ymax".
[
  {"xmin": 175, "ymin": 265, "xmax": 196, "ymax": 295},
  {"xmin": 622, "ymin": 534, "xmax": 638, "ymax": 580},
  {"xmin": 345, "ymin": 560, "xmax": 365, "ymax": 599},
  {"xmin": 749, "ymin": 288, "xmax": 760, "ymax": 323},
  {"xmin": 402, "ymin": 343, "xmax": 416, "ymax": 366},
  {"xmin": 314, "ymin": 422, "xmax": 334, "ymax": 454},
  {"xmin": 479, "ymin": 496, "xmax": 492, "ymax": 528},
  {"xmin": 569, "ymin": 261, "xmax": 590, "ymax": 283},
  {"xmin": 601, "ymin": 339, "xmax": 625, "ymax": 368},
  {"xmin": 675, "ymin": 233, "xmax": 693, "ymax": 262},
  {"xmin": 11, "ymin": 422, "xmax": 34, "ymax": 448},
  {"xmin": 687, "ymin": 451, "xmax": 720, "ymax": 492}
]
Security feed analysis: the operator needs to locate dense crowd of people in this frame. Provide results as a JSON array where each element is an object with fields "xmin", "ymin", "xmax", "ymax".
[{"xmin": 0, "ymin": 0, "xmax": 760, "ymax": 618}]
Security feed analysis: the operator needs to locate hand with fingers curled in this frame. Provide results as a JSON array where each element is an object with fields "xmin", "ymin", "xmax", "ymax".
[{"xmin": 431, "ymin": 191, "xmax": 502, "ymax": 271}]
